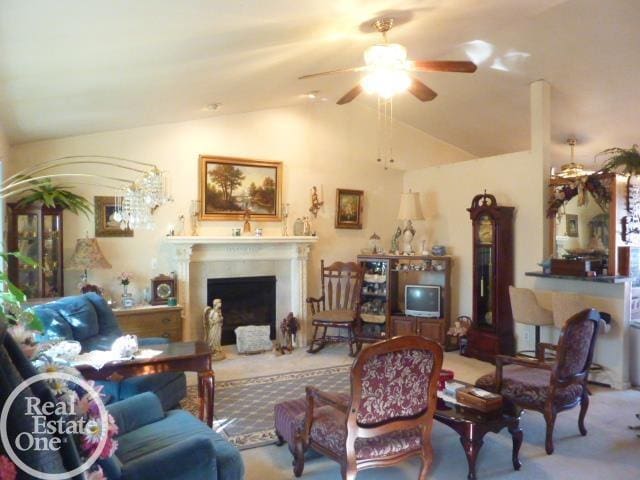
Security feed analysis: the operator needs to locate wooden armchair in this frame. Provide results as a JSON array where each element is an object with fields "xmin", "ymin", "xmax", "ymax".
[
  {"xmin": 307, "ymin": 260, "xmax": 363, "ymax": 356},
  {"xmin": 476, "ymin": 308, "xmax": 600, "ymax": 454},
  {"xmin": 295, "ymin": 336, "xmax": 443, "ymax": 479}
]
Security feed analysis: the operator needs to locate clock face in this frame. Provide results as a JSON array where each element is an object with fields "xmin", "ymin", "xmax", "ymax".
[
  {"xmin": 156, "ymin": 283, "xmax": 172, "ymax": 299},
  {"xmin": 477, "ymin": 215, "xmax": 494, "ymax": 244}
]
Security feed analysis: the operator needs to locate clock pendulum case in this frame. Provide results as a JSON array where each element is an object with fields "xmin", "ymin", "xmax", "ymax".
[{"xmin": 463, "ymin": 192, "xmax": 515, "ymax": 362}]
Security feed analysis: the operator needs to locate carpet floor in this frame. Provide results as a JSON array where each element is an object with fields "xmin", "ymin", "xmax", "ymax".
[{"xmin": 191, "ymin": 345, "xmax": 640, "ymax": 479}]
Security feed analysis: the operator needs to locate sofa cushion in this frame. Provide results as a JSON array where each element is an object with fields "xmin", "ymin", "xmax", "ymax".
[
  {"xmin": 50, "ymin": 295, "xmax": 100, "ymax": 341},
  {"xmin": 116, "ymin": 410, "xmax": 244, "ymax": 480},
  {"xmin": 33, "ymin": 305, "xmax": 74, "ymax": 341},
  {"xmin": 84, "ymin": 292, "xmax": 122, "ymax": 337}
]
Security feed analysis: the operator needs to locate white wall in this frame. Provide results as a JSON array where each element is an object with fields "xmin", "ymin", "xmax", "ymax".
[
  {"xmin": 403, "ymin": 150, "xmax": 544, "ymax": 324},
  {"xmin": 7, "ymin": 103, "xmax": 472, "ymax": 304}
]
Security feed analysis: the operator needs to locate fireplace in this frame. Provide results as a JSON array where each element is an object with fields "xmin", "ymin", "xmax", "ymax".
[{"xmin": 207, "ymin": 276, "xmax": 277, "ymax": 345}]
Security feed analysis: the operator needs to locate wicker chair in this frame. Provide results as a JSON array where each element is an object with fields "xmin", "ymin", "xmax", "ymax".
[
  {"xmin": 476, "ymin": 308, "xmax": 600, "ymax": 454},
  {"xmin": 295, "ymin": 336, "xmax": 443, "ymax": 480},
  {"xmin": 307, "ymin": 260, "xmax": 363, "ymax": 356}
]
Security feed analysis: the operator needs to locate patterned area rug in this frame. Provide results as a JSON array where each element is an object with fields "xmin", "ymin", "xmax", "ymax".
[{"xmin": 181, "ymin": 365, "xmax": 351, "ymax": 450}]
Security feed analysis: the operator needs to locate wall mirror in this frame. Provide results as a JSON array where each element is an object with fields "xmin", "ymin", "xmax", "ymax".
[{"xmin": 548, "ymin": 173, "xmax": 616, "ymax": 273}]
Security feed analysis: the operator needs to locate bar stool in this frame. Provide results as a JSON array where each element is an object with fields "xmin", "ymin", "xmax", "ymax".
[{"xmin": 509, "ymin": 286, "xmax": 554, "ymax": 357}]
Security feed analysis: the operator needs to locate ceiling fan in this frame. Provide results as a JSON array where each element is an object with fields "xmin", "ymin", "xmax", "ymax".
[{"xmin": 299, "ymin": 18, "xmax": 477, "ymax": 105}]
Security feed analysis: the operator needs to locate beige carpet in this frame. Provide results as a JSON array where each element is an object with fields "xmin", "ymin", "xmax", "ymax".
[{"xmin": 203, "ymin": 345, "xmax": 640, "ymax": 480}]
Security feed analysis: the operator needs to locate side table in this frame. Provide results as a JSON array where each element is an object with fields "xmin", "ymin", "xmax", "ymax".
[{"xmin": 113, "ymin": 304, "xmax": 183, "ymax": 342}]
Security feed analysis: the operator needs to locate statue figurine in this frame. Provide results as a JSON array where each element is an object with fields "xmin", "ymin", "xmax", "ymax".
[
  {"xmin": 279, "ymin": 312, "xmax": 300, "ymax": 353},
  {"xmin": 391, "ymin": 227, "xmax": 402, "ymax": 253},
  {"xmin": 203, "ymin": 299, "xmax": 225, "ymax": 361},
  {"xmin": 243, "ymin": 210, "xmax": 252, "ymax": 234},
  {"xmin": 302, "ymin": 216, "xmax": 312, "ymax": 236}
]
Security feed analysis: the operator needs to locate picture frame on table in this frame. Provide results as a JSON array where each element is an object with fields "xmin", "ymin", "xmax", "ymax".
[
  {"xmin": 566, "ymin": 214, "xmax": 579, "ymax": 238},
  {"xmin": 94, "ymin": 196, "xmax": 133, "ymax": 237},
  {"xmin": 335, "ymin": 189, "xmax": 364, "ymax": 229},
  {"xmin": 199, "ymin": 155, "xmax": 282, "ymax": 221}
]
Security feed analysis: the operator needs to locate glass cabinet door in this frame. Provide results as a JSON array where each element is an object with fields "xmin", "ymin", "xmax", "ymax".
[
  {"xmin": 15, "ymin": 212, "xmax": 42, "ymax": 298},
  {"xmin": 475, "ymin": 215, "xmax": 494, "ymax": 329},
  {"xmin": 42, "ymin": 213, "xmax": 62, "ymax": 297}
]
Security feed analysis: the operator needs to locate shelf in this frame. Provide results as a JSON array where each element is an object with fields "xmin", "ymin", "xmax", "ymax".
[
  {"xmin": 362, "ymin": 292, "xmax": 387, "ymax": 298},
  {"xmin": 525, "ymin": 271, "xmax": 631, "ymax": 284}
]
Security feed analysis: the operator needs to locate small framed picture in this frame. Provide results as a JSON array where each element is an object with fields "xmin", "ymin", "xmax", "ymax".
[
  {"xmin": 566, "ymin": 214, "xmax": 579, "ymax": 238},
  {"xmin": 335, "ymin": 189, "xmax": 364, "ymax": 229},
  {"xmin": 94, "ymin": 196, "xmax": 133, "ymax": 237}
]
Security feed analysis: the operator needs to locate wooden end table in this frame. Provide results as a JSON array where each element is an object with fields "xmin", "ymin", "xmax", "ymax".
[
  {"xmin": 75, "ymin": 341, "xmax": 215, "ymax": 427},
  {"xmin": 435, "ymin": 388, "xmax": 523, "ymax": 480}
]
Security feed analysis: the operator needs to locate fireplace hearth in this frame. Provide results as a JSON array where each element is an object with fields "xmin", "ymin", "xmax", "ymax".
[{"xmin": 207, "ymin": 276, "xmax": 277, "ymax": 345}]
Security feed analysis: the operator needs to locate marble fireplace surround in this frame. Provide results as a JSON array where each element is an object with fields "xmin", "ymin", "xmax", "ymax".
[{"xmin": 164, "ymin": 236, "xmax": 318, "ymax": 344}]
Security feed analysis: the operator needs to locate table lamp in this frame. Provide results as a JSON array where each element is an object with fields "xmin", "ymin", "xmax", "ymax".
[
  {"xmin": 67, "ymin": 237, "xmax": 112, "ymax": 291},
  {"xmin": 397, "ymin": 191, "xmax": 424, "ymax": 254}
]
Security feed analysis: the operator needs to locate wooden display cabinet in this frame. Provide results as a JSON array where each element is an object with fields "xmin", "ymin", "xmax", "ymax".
[
  {"xmin": 464, "ymin": 192, "xmax": 515, "ymax": 362},
  {"xmin": 357, "ymin": 254, "xmax": 452, "ymax": 346},
  {"xmin": 6, "ymin": 203, "xmax": 64, "ymax": 298}
]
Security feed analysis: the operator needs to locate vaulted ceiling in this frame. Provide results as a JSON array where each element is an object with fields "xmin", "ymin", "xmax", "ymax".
[{"xmin": 0, "ymin": 0, "xmax": 638, "ymax": 168}]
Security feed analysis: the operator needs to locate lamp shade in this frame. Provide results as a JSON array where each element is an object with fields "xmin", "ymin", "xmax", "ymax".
[
  {"xmin": 67, "ymin": 238, "xmax": 112, "ymax": 270},
  {"xmin": 397, "ymin": 192, "xmax": 424, "ymax": 221}
]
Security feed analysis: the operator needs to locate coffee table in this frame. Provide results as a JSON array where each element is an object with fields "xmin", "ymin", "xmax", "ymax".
[
  {"xmin": 75, "ymin": 341, "xmax": 215, "ymax": 427},
  {"xmin": 435, "ymin": 387, "xmax": 523, "ymax": 480}
]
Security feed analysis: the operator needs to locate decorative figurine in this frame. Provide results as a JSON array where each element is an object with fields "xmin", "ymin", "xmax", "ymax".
[
  {"xmin": 293, "ymin": 218, "xmax": 304, "ymax": 236},
  {"xmin": 402, "ymin": 220, "xmax": 416, "ymax": 254},
  {"xmin": 278, "ymin": 312, "xmax": 300, "ymax": 353},
  {"xmin": 309, "ymin": 186, "xmax": 324, "ymax": 218},
  {"xmin": 282, "ymin": 203, "xmax": 290, "ymax": 236},
  {"xmin": 243, "ymin": 210, "xmax": 252, "ymax": 234},
  {"xmin": 391, "ymin": 227, "xmax": 402, "ymax": 253},
  {"xmin": 203, "ymin": 299, "xmax": 225, "ymax": 361},
  {"xmin": 190, "ymin": 200, "xmax": 200, "ymax": 236},
  {"xmin": 369, "ymin": 232, "xmax": 382, "ymax": 254},
  {"xmin": 302, "ymin": 216, "xmax": 312, "ymax": 236}
]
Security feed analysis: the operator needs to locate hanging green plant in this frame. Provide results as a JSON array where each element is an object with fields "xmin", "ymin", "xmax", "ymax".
[
  {"xmin": 597, "ymin": 144, "xmax": 640, "ymax": 187},
  {"xmin": 17, "ymin": 179, "xmax": 92, "ymax": 218}
]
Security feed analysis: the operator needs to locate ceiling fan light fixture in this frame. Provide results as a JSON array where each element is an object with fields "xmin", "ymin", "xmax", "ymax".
[
  {"xmin": 364, "ymin": 43, "xmax": 408, "ymax": 68},
  {"xmin": 361, "ymin": 70, "xmax": 410, "ymax": 98}
]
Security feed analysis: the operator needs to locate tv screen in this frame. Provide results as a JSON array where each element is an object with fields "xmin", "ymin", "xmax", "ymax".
[{"xmin": 405, "ymin": 285, "xmax": 441, "ymax": 318}]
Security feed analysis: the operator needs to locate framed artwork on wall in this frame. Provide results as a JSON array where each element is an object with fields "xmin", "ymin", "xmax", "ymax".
[
  {"xmin": 199, "ymin": 155, "xmax": 282, "ymax": 221},
  {"xmin": 94, "ymin": 196, "xmax": 133, "ymax": 237},
  {"xmin": 335, "ymin": 188, "xmax": 364, "ymax": 229},
  {"xmin": 566, "ymin": 214, "xmax": 579, "ymax": 237}
]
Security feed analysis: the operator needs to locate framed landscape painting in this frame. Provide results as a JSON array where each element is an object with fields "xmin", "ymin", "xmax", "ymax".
[
  {"xmin": 335, "ymin": 189, "xmax": 363, "ymax": 229},
  {"xmin": 199, "ymin": 156, "xmax": 282, "ymax": 221},
  {"xmin": 94, "ymin": 196, "xmax": 133, "ymax": 237}
]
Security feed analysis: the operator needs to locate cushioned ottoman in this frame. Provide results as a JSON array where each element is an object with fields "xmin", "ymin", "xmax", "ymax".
[{"xmin": 274, "ymin": 394, "xmax": 350, "ymax": 454}]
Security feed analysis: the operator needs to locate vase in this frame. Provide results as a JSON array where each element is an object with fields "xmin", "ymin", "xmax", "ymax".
[{"xmin": 121, "ymin": 284, "xmax": 135, "ymax": 308}]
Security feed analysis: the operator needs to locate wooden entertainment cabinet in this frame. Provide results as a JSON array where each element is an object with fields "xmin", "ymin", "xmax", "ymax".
[{"xmin": 356, "ymin": 254, "xmax": 452, "ymax": 346}]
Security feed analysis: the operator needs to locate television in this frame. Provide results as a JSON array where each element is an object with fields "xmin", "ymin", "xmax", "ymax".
[{"xmin": 404, "ymin": 284, "xmax": 441, "ymax": 318}]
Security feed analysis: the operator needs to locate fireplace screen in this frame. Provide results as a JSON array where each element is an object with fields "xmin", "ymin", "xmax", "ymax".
[{"xmin": 207, "ymin": 276, "xmax": 276, "ymax": 345}]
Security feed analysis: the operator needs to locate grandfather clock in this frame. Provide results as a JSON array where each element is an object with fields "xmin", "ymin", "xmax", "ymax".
[{"xmin": 464, "ymin": 192, "xmax": 515, "ymax": 362}]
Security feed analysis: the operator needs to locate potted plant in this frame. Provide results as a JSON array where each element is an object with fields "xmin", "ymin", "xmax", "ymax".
[
  {"xmin": 16, "ymin": 179, "xmax": 92, "ymax": 217},
  {"xmin": 598, "ymin": 144, "xmax": 640, "ymax": 188}
]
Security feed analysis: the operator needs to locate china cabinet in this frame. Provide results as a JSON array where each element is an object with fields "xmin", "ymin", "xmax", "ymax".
[
  {"xmin": 6, "ymin": 203, "xmax": 64, "ymax": 298},
  {"xmin": 464, "ymin": 192, "xmax": 515, "ymax": 362}
]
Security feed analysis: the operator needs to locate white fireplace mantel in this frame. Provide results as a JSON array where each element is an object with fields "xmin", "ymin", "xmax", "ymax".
[{"xmin": 164, "ymin": 236, "xmax": 318, "ymax": 343}]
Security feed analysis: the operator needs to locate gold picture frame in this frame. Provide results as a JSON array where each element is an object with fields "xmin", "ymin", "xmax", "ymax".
[
  {"xmin": 335, "ymin": 189, "xmax": 364, "ymax": 229},
  {"xmin": 199, "ymin": 155, "xmax": 282, "ymax": 221},
  {"xmin": 94, "ymin": 196, "xmax": 133, "ymax": 237}
]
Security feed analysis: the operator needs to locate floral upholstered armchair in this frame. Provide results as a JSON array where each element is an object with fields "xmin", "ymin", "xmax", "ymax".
[
  {"xmin": 296, "ymin": 335, "xmax": 443, "ymax": 480},
  {"xmin": 476, "ymin": 308, "xmax": 600, "ymax": 454}
]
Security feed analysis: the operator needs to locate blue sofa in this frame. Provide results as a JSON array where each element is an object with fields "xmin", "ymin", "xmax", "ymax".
[
  {"xmin": 0, "ymin": 324, "xmax": 244, "ymax": 480},
  {"xmin": 33, "ymin": 293, "xmax": 187, "ymax": 410},
  {"xmin": 102, "ymin": 393, "xmax": 244, "ymax": 480}
]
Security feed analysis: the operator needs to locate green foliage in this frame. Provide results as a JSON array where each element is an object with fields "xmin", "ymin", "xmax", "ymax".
[
  {"xmin": 0, "ymin": 252, "xmax": 43, "ymax": 332},
  {"xmin": 17, "ymin": 179, "xmax": 92, "ymax": 218},
  {"xmin": 208, "ymin": 165, "xmax": 245, "ymax": 202},
  {"xmin": 598, "ymin": 144, "xmax": 640, "ymax": 178}
]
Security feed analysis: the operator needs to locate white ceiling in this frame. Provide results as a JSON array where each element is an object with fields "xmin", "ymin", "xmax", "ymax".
[{"xmin": 0, "ymin": 0, "xmax": 638, "ymax": 168}]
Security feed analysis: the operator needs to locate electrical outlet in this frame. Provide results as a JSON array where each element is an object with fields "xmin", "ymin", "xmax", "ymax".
[{"xmin": 151, "ymin": 258, "xmax": 158, "ymax": 270}]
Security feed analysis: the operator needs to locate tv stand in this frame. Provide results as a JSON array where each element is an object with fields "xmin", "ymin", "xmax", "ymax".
[{"xmin": 356, "ymin": 254, "xmax": 452, "ymax": 348}]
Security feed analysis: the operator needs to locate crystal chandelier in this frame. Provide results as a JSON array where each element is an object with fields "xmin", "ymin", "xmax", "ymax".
[{"xmin": 1, "ymin": 156, "xmax": 171, "ymax": 230}]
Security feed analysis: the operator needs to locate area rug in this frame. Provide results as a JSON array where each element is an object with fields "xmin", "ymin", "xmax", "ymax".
[{"xmin": 181, "ymin": 365, "xmax": 351, "ymax": 450}]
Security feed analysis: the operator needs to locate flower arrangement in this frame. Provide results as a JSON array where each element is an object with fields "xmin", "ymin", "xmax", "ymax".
[
  {"xmin": 547, "ymin": 174, "xmax": 612, "ymax": 218},
  {"xmin": 118, "ymin": 272, "xmax": 133, "ymax": 286}
]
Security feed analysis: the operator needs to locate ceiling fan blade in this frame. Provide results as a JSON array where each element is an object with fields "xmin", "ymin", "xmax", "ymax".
[
  {"xmin": 337, "ymin": 85, "xmax": 363, "ymax": 105},
  {"xmin": 408, "ymin": 77, "xmax": 438, "ymax": 102},
  {"xmin": 408, "ymin": 60, "xmax": 477, "ymax": 73},
  {"xmin": 299, "ymin": 66, "xmax": 367, "ymax": 80}
]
